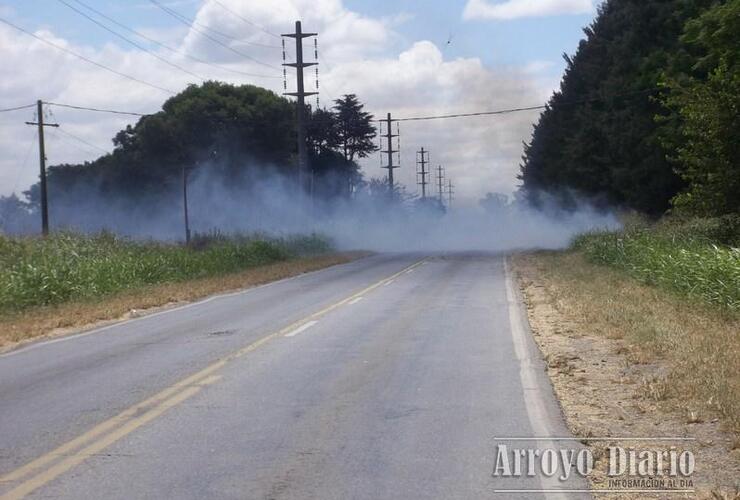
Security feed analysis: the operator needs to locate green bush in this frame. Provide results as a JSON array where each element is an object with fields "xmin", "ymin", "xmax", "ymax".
[
  {"xmin": 0, "ymin": 232, "xmax": 332, "ymax": 313},
  {"xmin": 573, "ymin": 227, "xmax": 740, "ymax": 310}
]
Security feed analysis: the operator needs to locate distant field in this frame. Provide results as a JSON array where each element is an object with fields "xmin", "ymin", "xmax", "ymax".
[
  {"xmin": 0, "ymin": 232, "xmax": 332, "ymax": 314},
  {"xmin": 572, "ymin": 216, "xmax": 740, "ymax": 310}
]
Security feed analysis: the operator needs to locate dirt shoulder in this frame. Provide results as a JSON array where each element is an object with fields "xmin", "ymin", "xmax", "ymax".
[
  {"xmin": 512, "ymin": 252, "xmax": 739, "ymax": 499},
  {"xmin": 0, "ymin": 252, "xmax": 366, "ymax": 353}
]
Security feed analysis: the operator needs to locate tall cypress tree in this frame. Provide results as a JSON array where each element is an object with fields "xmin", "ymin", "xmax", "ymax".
[{"xmin": 519, "ymin": 0, "xmax": 716, "ymax": 214}]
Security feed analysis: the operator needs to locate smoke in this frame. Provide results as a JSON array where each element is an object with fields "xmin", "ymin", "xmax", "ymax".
[{"xmin": 1, "ymin": 162, "xmax": 619, "ymax": 252}]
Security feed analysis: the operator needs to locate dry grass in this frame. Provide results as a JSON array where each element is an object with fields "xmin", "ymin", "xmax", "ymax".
[
  {"xmin": 522, "ymin": 250, "xmax": 740, "ymax": 437},
  {"xmin": 514, "ymin": 251, "xmax": 740, "ymax": 497},
  {"xmin": 0, "ymin": 252, "xmax": 364, "ymax": 352}
]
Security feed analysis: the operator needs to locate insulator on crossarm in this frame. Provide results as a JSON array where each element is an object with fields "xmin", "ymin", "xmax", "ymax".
[{"xmin": 314, "ymin": 38, "xmax": 318, "ymax": 60}]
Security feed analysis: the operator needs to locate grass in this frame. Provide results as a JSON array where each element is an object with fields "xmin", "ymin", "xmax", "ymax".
[
  {"xmin": 0, "ymin": 231, "xmax": 332, "ymax": 314},
  {"xmin": 566, "ymin": 216, "xmax": 740, "ymax": 433},
  {"xmin": 519, "ymin": 250, "xmax": 740, "ymax": 439},
  {"xmin": 0, "ymin": 252, "xmax": 362, "ymax": 350},
  {"xmin": 572, "ymin": 217, "xmax": 740, "ymax": 310}
]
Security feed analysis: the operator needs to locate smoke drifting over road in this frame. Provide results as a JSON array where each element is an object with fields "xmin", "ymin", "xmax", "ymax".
[{"xmin": 3, "ymin": 163, "xmax": 618, "ymax": 252}]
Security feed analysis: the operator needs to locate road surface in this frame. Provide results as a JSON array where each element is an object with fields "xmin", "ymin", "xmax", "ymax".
[{"xmin": 0, "ymin": 253, "xmax": 589, "ymax": 499}]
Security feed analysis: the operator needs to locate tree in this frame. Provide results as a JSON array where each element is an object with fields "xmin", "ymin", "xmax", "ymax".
[
  {"xmin": 479, "ymin": 192, "xmax": 510, "ymax": 216},
  {"xmin": 307, "ymin": 107, "xmax": 340, "ymax": 155},
  {"xmin": 333, "ymin": 94, "xmax": 378, "ymax": 162},
  {"xmin": 360, "ymin": 177, "xmax": 416, "ymax": 205},
  {"xmin": 25, "ymin": 82, "xmax": 298, "ymax": 207},
  {"xmin": 0, "ymin": 194, "xmax": 34, "ymax": 234},
  {"xmin": 519, "ymin": 0, "xmax": 716, "ymax": 214},
  {"xmin": 661, "ymin": 0, "xmax": 740, "ymax": 216}
]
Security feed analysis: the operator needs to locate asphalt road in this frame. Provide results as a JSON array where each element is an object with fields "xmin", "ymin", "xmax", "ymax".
[{"xmin": 0, "ymin": 253, "xmax": 589, "ymax": 499}]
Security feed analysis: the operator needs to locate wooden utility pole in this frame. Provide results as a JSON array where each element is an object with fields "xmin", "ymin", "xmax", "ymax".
[
  {"xmin": 25, "ymin": 100, "xmax": 58, "ymax": 236},
  {"xmin": 417, "ymin": 147, "xmax": 429, "ymax": 199},
  {"xmin": 182, "ymin": 166, "xmax": 191, "ymax": 245},
  {"xmin": 282, "ymin": 21, "xmax": 317, "ymax": 192},
  {"xmin": 382, "ymin": 113, "xmax": 399, "ymax": 199}
]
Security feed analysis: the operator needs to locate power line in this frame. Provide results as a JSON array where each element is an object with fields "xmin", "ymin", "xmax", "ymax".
[
  {"xmin": 149, "ymin": 0, "xmax": 281, "ymax": 68},
  {"xmin": 46, "ymin": 106, "xmax": 110, "ymax": 155},
  {"xmin": 0, "ymin": 103, "xmax": 36, "ymax": 113},
  {"xmin": 395, "ymin": 104, "xmax": 546, "ymax": 122},
  {"xmin": 67, "ymin": 0, "xmax": 279, "ymax": 79},
  {"xmin": 57, "ymin": 0, "xmax": 206, "ymax": 82},
  {"xmin": 168, "ymin": 1, "xmax": 280, "ymax": 49},
  {"xmin": 54, "ymin": 126, "xmax": 110, "ymax": 155},
  {"xmin": 0, "ymin": 17, "xmax": 176, "ymax": 95},
  {"xmin": 9, "ymin": 128, "xmax": 38, "ymax": 194},
  {"xmin": 212, "ymin": 0, "xmax": 281, "ymax": 39},
  {"xmin": 390, "ymin": 87, "xmax": 660, "ymax": 122},
  {"xmin": 45, "ymin": 102, "xmax": 151, "ymax": 117}
]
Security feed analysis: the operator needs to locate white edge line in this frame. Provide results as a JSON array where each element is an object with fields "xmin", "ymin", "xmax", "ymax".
[
  {"xmin": 348, "ymin": 297, "xmax": 363, "ymax": 305},
  {"xmin": 0, "ymin": 254, "xmax": 385, "ymax": 359},
  {"xmin": 383, "ymin": 279, "xmax": 395, "ymax": 286},
  {"xmin": 284, "ymin": 320, "xmax": 318, "ymax": 338},
  {"xmin": 504, "ymin": 256, "xmax": 580, "ymax": 500}
]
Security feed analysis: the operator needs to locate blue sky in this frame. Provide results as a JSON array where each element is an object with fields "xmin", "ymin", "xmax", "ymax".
[
  {"xmin": 1, "ymin": 0, "xmax": 600, "ymax": 201},
  {"xmin": 7, "ymin": 0, "xmax": 594, "ymax": 74}
]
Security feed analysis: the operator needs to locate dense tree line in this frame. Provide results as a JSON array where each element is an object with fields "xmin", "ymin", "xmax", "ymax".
[
  {"xmin": 2, "ymin": 83, "xmax": 384, "ymax": 234},
  {"xmin": 661, "ymin": 0, "xmax": 739, "ymax": 215},
  {"xmin": 519, "ymin": 0, "xmax": 738, "ymax": 217},
  {"xmin": 23, "ymin": 84, "xmax": 378, "ymax": 205}
]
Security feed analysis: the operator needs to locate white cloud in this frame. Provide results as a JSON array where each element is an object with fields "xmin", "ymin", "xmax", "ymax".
[
  {"xmin": 463, "ymin": 0, "xmax": 593, "ymax": 20},
  {"xmin": 0, "ymin": 0, "xmax": 558, "ymax": 205}
]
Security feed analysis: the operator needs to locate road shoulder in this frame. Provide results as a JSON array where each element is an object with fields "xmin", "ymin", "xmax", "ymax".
[{"xmin": 511, "ymin": 252, "xmax": 740, "ymax": 499}]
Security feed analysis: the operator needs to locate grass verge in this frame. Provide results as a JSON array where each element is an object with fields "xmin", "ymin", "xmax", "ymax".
[
  {"xmin": 0, "ymin": 252, "xmax": 364, "ymax": 351},
  {"xmin": 0, "ymin": 232, "xmax": 331, "ymax": 313},
  {"xmin": 514, "ymin": 250, "xmax": 739, "ymax": 496}
]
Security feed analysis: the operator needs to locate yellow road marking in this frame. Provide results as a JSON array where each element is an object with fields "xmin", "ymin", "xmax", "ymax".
[{"xmin": 0, "ymin": 258, "xmax": 425, "ymax": 499}]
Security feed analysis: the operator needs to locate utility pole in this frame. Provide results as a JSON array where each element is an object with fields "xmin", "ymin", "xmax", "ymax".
[
  {"xmin": 447, "ymin": 179, "xmax": 454, "ymax": 207},
  {"xmin": 25, "ymin": 100, "xmax": 58, "ymax": 236},
  {"xmin": 381, "ymin": 113, "xmax": 399, "ymax": 200},
  {"xmin": 416, "ymin": 147, "xmax": 429, "ymax": 199},
  {"xmin": 182, "ymin": 166, "xmax": 191, "ymax": 245},
  {"xmin": 436, "ymin": 165, "xmax": 445, "ymax": 204},
  {"xmin": 282, "ymin": 21, "xmax": 317, "ymax": 192}
]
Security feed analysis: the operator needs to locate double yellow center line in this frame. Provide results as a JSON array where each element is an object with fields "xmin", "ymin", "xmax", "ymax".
[{"xmin": 0, "ymin": 258, "xmax": 426, "ymax": 499}]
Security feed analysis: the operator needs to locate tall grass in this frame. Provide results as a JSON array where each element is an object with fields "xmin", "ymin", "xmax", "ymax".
[
  {"xmin": 573, "ymin": 226, "xmax": 740, "ymax": 310},
  {"xmin": 0, "ymin": 232, "xmax": 331, "ymax": 313}
]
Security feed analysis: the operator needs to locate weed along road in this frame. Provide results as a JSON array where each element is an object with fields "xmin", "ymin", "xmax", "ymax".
[{"xmin": 0, "ymin": 254, "xmax": 588, "ymax": 499}]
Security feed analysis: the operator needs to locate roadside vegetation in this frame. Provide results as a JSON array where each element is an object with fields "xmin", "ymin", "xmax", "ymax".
[
  {"xmin": 515, "ymin": 250, "xmax": 740, "ymax": 495},
  {"xmin": 526, "ymin": 247, "xmax": 739, "ymax": 431},
  {"xmin": 0, "ymin": 231, "xmax": 331, "ymax": 314},
  {"xmin": 516, "ymin": 214, "xmax": 740, "ymax": 488},
  {"xmin": 565, "ymin": 216, "xmax": 740, "ymax": 430},
  {"xmin": 573, "ymin": 215, "xmax": 740, "ymax": 310}
]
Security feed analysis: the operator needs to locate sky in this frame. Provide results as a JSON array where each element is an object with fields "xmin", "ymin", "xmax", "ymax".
[{"xmin": 0, "ymin": 0, "xmax": 601, "ymax": 204}]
